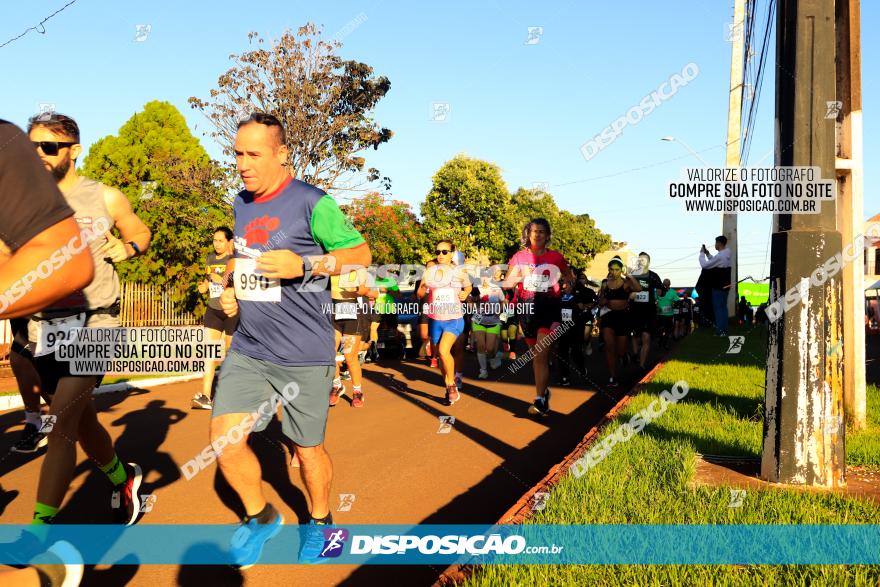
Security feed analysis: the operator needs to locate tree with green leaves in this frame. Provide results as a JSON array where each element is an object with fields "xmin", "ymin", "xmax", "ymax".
[
  {"xmin": 188, "ymin": 23, "xmax": 393, "ymax": 195},
  {"xmin": 510, "ymin": 187, "xmax": 611, "ymax": 269},
  {"xmin": 421, "ymin": 155, "xmax": 518, "ymax": 262},
  {"xmin": 342, "ymin": 193, "xmax": 425, "ymax": 265},
  {"xmin": 81, "ymin": 101, "xmax": 231, "ymax": 314}
]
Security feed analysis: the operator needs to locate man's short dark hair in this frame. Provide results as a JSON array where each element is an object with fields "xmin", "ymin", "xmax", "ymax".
[
  {"xmin": 639, "ymin": 251, "xmax": 650, "ymax": 261},
  {"xmin": 27, "ymin": 112, "xmax": 80, "ymax": 143},
  {"xmin": 237, "ymin": 112, "xmax": 286, "ymax": 146},
  {"xmin": 214, "ymin": 226, "xmax": 233, "ymax": 240},
  {"xmin": 716, "ymin": 235, "xmax": 728, "ymax": 245}
]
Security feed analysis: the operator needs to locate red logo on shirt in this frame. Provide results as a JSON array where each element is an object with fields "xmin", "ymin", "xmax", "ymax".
[{"xmin": 244, "ymin": 216, "xmax": 280, "ymax": 246}]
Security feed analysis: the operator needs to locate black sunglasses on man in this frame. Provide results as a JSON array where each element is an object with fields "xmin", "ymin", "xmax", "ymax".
[{"xmin": 32, "ymin": 141, "xmax": 77, "ymax": 156}]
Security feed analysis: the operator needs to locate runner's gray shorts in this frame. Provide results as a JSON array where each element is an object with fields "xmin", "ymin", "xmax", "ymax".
[{"xmin": 212, "ymin": 350, "xmax": 333, "ymax": 447}]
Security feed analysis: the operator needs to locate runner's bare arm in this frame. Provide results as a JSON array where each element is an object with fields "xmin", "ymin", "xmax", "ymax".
[
  {"xmin": 220, "ymin": 286, "xmax": 238, "ymax": 317},
  {"xmin": 0, "ymin": 217, "xmax": 95, "ymax": 318},
  {"xmin": 355, "ymin": 268, "xmax": 372, "ymax": 296},
  {"xmin": 98, "ymin": 186, "xmax": 151, "ymax": 262},
  {"xmin": 458, "ymin": 268, "xmax": 473, "ymax": 301},
  {"xmin": 500, "ymin": 263, "xmax": 522, "ymax": 290},
  {"xmin": 562, "ymin": 266, "xmax": 576, "ymax": 289},
  {"xmin": 310, "ymin": 242, "xmax": 372, "ymax": 277}
]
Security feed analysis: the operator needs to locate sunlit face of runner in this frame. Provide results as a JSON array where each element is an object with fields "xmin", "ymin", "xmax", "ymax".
[
  {"xmin": 528, "ymin": 225, "xmax": 548, "ymax": 250},
  {"xmin": 234, "ymin": 122, "xmax": 288, "ymax": 196},
  {"xmin": 608, "ymin": 264, "xmax": 623, "ymax": 280},
  {"xmin": 435, "ymin": 243, "xmax": 454, "ymax": 265},
  {"xmin": 213, "ymin": 231, "xmax": 229, "ymax": 255},
  {"xmin": 29, "ymin": 126, "xmax": 80, "ymax": 183}
]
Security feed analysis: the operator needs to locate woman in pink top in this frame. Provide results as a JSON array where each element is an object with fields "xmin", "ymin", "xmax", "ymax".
[
  {"xmin": 504, "ymin": 218, "xmax": 574, "ymax": 417},
  {"xmin": 417, "ymin": 239, "xmax": 472, "ymax": 405}
]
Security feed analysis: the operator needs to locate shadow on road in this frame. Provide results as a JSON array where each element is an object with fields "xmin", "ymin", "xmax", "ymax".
[{"xmin": 342, "ymin": 340, "xmax": 660, "ymax": 586}]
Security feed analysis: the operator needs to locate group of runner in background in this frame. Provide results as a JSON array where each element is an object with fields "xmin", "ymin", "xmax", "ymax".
[{"xmin": 193, "ymin": 220, "xmax": 697, "ymax": 418}]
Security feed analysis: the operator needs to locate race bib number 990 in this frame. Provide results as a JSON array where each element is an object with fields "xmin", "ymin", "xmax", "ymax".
[{"xmin": 234, "ymin": 258, "xmax": 281, "ymax": 302}]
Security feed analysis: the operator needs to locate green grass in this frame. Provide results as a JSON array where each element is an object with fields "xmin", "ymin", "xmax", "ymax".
[{"xmin": 467, "ymin": 325, "xmax": 880, "ymax": 586}]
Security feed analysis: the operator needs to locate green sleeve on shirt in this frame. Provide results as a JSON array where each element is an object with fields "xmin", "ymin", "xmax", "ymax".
[{"xmin": 310, "ymin": 195, "xmax": 365, "ymax": 252}]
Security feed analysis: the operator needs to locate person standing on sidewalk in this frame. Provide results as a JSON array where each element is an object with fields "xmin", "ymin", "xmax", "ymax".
[
  {"xmin": 212, "ymin": 113, "xmax": 370, "ymax": 568},
  {"xmin": 698, "ymin": 236, "xmax": 732, "ymax": 336}
]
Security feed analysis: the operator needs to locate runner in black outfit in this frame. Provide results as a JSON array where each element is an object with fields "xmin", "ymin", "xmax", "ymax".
[{"xmin": 598, "ymin": 258, "xmax": 641, "ymax": 388}]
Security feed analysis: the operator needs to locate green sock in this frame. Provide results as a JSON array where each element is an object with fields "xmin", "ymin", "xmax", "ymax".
[
  {"xmin": 100, "ymin": 454, "xmax": 127, "ymax": 486},
  {"xmin": 32, "ymin": 502, "xmax": 59, "ymax": 525}
]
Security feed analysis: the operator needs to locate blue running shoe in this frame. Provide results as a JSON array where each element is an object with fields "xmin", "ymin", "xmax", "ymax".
[
  {"xmin": 299, "ymin": 518, "xmax": 341, "ymax": 564},
  {"xmin": 229, "ymin": 506, "xmax": 284, "ymax": 569},
  {"xmin": 31, "ymin": 541, "xmax": 84, "ymax": 587}
]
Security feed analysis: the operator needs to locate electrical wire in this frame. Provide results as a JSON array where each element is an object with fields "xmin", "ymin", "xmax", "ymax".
[{"xmin": 0, "ymin": 1, "xmax": 79, "ymax": 49}]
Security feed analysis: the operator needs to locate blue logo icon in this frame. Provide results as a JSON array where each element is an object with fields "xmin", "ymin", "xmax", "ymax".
[{"xmin": 319, "ymin": 528, "xmax": 349, "ymax": 558}]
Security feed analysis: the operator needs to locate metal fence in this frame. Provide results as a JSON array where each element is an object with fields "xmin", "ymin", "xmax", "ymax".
[
  {"xmin": 119, "ymin": 282, "xmax": 199, "ymax": 327},
  {"xmin": 0, "ymin": 282, "xmax": 199, "ymax": 367}
]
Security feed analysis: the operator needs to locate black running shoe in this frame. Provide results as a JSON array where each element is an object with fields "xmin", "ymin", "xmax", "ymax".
[
  {"xmin": 11, "ymin": 423, "xmax": 49, "ymax": 454},
  {"xmin": 528, "ymin": 390, "xmax": 551, "ymax": 416}
]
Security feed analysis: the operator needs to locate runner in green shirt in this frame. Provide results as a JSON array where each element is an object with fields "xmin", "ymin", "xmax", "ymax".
[{"xmin": 656, "ymin": 279, "xmax": 680, "ymax": 350}]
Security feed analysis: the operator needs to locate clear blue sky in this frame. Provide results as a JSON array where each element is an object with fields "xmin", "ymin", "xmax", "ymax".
[{"xmin": 2, "ymin": 0, "xmax": 876, "ymax": 285}]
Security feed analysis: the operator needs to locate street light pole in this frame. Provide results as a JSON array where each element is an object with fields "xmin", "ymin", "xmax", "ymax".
[
  {"xmin": 660, "ymin": 136, "xmax": 711, "ymax": 166},
  {"xmin": 723, "ymin": 0, "xmax": 746, "ymax": 322}
]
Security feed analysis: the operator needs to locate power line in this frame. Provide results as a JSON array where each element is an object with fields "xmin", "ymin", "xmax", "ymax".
[
  {"xmin": 0, "ymin": 0, "xmax": 79, "ymax": 49},
  {"xmin": 740, "ymin": 0, "xmax": 775, "ymax": 164},
  {"xmin": 553, "ymin": 144, "xmax": 726, "ymax": 187}
]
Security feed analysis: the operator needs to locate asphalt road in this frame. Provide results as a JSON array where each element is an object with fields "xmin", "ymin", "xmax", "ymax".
[{"xmin": 0, "ymin": 341, "xmax": 659, "ymax": 586}]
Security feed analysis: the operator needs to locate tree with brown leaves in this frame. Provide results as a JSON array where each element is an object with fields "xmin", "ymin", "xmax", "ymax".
[{"xmin": 188, "ymin": 23, "xmax": 393, "ymax": 195}]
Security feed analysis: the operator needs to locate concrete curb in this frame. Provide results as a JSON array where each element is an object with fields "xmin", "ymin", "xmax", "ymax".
[
  {"xmin": 433, "ymin": 354, "xmax": 672, "ymax": 587},
  {"xmin": 0, "ymin": 374, "xmax": 202, "ymax": 412}
]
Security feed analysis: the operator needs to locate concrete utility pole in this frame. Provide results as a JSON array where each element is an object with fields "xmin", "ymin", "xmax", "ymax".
[
  {"xmin": 835, "ymin": 0, "xmax": 866, "ymax": 429},
  {"xmin": 761, "ymin": 0, "xmax": 845, "ymax": 488},
  {"xmin": 723, "ymin": 0, "xmax": 746, "ymax": 319}
]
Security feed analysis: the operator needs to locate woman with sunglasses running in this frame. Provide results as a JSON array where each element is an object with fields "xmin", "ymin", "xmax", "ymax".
[
  {"xmin": 417, "ymin": 240, "xmax": 472, "ymax": 405},
  {"xmin": 504, "ymin": 218, "xmax": 574, "ymax": 417},
  {"xmin": 598, "ymin": 257, "xmax": 641, "ymax": 388}
]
